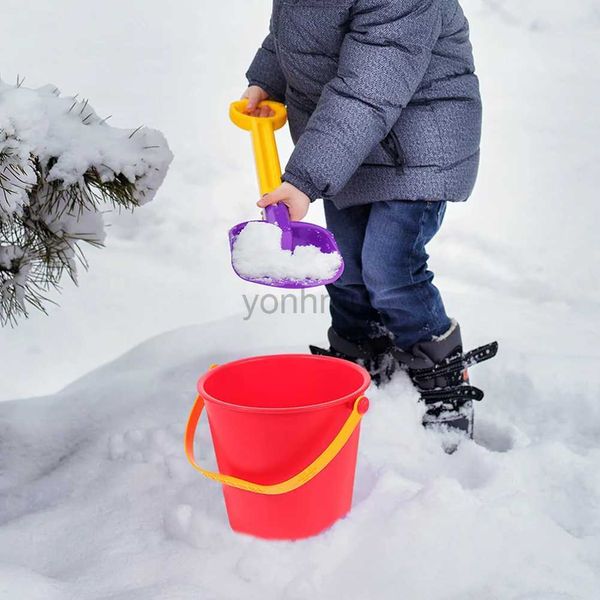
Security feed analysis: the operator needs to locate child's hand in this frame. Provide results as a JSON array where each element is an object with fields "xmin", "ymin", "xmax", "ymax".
[
  {"xmin": 242, "ymin": 86, "xmax": 274, "ymax": 117},
  {"xmin": 257, "ymin": 182, "xmax": 310, "ymax": 221}
]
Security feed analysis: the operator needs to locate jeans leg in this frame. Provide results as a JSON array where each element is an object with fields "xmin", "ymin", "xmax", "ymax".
[
  {"xmin": 362, "ymin": 200, "xmax": 451, "ymax": 350},
  {"xmin": 323, "ymin": 201, "xmax": 385, "ymax": 341}
]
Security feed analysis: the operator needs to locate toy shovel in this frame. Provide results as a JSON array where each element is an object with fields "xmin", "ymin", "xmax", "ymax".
[{"xmin": 228, "ymin": 99, "xmax": 344, "ymax": 289}]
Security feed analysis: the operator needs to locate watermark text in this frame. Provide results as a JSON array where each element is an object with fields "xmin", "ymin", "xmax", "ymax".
[{"xmin": 242, "ymin": 290, "xmax": 330, "ymax": 320}]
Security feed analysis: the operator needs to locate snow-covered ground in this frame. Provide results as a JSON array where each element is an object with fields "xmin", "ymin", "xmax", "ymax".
[
  {"xmin": 2, "ymin": 313, "xmax": 600, "ymax": 599},
  {"xmin": 1, "ymin": 1, "xmax": 600, "ymax": 598}
]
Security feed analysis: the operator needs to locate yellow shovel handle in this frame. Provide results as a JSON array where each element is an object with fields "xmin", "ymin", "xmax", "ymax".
[
  {"xmin": 184, "ymin": 394, "xmax": 369, "ymax": 496},
  {"xmin": 229, "ymin": 99, "xmax": 288, "ymax": 196}
]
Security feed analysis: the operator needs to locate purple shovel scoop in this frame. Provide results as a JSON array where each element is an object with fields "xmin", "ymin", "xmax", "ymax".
[
  {"xmin": 228, "ymin": 99, "xmax": 344, "ymax": 289},
  {"xmin": 229, "ymin": 203, "xmax": 344, "ymax": 289}
]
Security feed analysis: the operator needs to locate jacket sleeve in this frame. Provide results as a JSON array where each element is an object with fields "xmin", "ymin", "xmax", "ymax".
[
  {"xmin": 282, "ymin": 0, "xmax": 442, "ymax": 201},
  {"xmin": 246, "ymin": 33, "xmax": 287, "ymax": 103}
]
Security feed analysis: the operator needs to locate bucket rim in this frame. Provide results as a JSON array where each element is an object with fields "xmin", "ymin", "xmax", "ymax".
[{"xmin": 197, "ymin": 354, "xmax": 371, "ymax": 414}]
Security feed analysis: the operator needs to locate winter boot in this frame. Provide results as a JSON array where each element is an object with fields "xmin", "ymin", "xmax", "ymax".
[
  {"xmin": 394, "ymin": 322, "xmax": 498, "ymax": 438},
  {"xmin": 309, "ymin": 327, "xmax": 397, "ymax": 385}
]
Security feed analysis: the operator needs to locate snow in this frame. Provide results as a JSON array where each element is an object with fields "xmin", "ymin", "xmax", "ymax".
[
  {"xmin": 232, "ymin": 221, "xmax": 343, "ymax": 283},
  {"xmin": 0, "ymin": 245, "xmax": 30, "ymax": 311},
  {"xmin": 0, "ymin": 79, "xmax": 173, "ymax": 321},
  {"xmin": 0, "ymin": 81, "xmax": 172, "ymax": 219},
  {"xmin": 0, "ymin": 245, "xmax": 24, "ymax": 271},
  {"xmin": 0, "ymin": 0, "xmax": 599, "ymax": 598},
  {"xmin": 1, "ymin": 315, "xmax": 600, "ymax": 599}
]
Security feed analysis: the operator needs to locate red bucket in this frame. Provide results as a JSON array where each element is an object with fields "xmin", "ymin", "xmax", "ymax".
[{"xmin": 184, "ymin": 354, "xmax": 370, "ymax": 540}]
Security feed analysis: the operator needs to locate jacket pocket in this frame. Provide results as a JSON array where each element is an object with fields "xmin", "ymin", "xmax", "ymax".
[
  {"xmin": 362, "ymin": 133, "xmax": 402, "ymax": 169},
  {"xmin": 380, "ymin": 131, "xmax": 405, "ymax": 173},
  {"xmin": 391, "ymin": 103, "xmax": 444, "ymax": 169}
]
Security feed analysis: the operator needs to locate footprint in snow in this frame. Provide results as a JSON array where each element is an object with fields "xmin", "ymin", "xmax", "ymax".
[
  {"xmin": 474, "ymin": 417, "xmax": 528, "ymax": 453},
  {"xmin": 164, "ymin": 502, "xmax": 229, "ymax": 548},
  {"xmin": 108, "ymin": 423, "xmax": 189, "ymax": 478}
]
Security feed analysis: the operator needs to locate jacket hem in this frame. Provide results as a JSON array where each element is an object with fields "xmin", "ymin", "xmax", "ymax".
[{"xmin": 328, "ymin": 152, "xmax": 479, "ymax": 209}]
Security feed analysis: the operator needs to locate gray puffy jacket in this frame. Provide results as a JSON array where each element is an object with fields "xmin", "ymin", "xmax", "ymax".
[{"xmin": 246, "ymin": 0, "xmax": 481, "ymax": 208}]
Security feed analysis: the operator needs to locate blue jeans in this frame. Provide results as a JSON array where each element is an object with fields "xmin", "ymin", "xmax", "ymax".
[{"xmin": 324, "ymin": 200, "xmax": 451, "ymax": 350}]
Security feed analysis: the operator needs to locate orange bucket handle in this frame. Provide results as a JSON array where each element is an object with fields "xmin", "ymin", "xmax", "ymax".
[{"xmin": 184, "ymin": 394, "xmax": 369, "ymax": 496}]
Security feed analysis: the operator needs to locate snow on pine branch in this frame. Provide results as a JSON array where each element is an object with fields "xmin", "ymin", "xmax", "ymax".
[{"xmin": 0, "ymin": 79, "xmax": 173, "ymax": 325}]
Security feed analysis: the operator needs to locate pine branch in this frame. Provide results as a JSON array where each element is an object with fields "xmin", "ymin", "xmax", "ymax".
[
  {"xmin": 0, "ymin": 82, "xmax": 172, "ymax": 325},
  {"xmin": 0, "ymin": 154, "xmax": 141, "ymax": 325}
]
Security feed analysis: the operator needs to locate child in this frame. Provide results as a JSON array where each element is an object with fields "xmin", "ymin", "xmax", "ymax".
[{"xmin": 243, "ymin": 0, "xmax": 496, "ymax": 437}]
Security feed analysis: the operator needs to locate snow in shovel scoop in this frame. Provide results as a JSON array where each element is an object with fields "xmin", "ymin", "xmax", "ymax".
[{"xmin": 232, "ymin": 221, "xmax": 342, "ymax": 283}]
